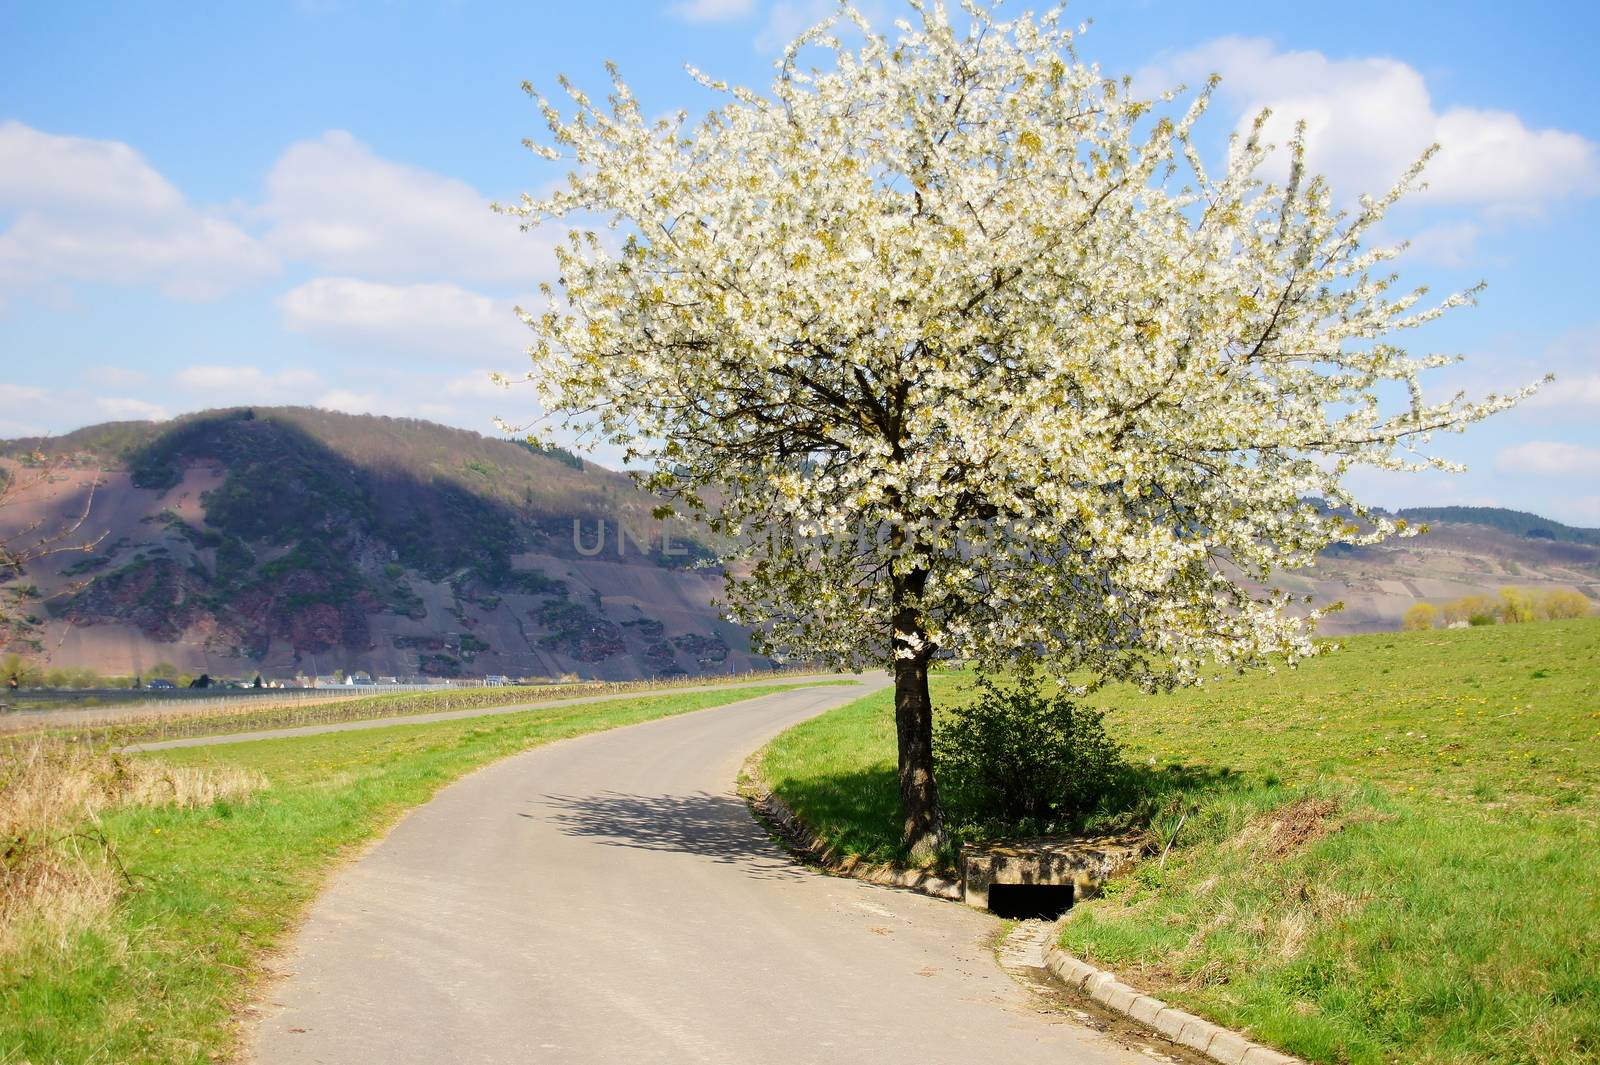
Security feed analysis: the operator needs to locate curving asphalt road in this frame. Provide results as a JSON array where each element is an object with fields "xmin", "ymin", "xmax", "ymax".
[{"xmin": 247, "ymin": 679, "xmax": 1149, "ymax": 1065}]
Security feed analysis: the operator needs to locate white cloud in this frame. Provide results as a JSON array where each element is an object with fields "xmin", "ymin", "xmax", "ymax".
[
  {"xmin": 755, "ymin": 1, "xmax": 885, "ymax": 53},
  {"xmin": 1526, "ymin": 372, "xmax": 1600, "ymax": 414},
  {"xmin": 0, "ymin": 122, "xmax": 277, "ymax": 302},
  {"xmin": 1143, "ymin": 38, "xmax": 1600, "ymax": 210},
  {"xmin": 95, "ymin": 397, "xmax": 169, "ymax": 422},
  {"xmin": 262, "ymin": 131, "xmax": 555, "ymax": 285},
  {"xmin": 1494, "ymin": 440, "xmax": 1600, "ymax": 477},
  {"xmin": 306, "ymin": 372, "xmax": 622, "ymax": 466},
  {"xmin": 278, "ymin": 277, "xmax": 528, "ymax": 361},
  {"xmin": 88, "ymin": 367, "xmax": 151, "ymax": 389},
  {"xmin": 313, "ymin": 389, "xmax": 409, "ymax": 417},
  {"xmin": 1556, "ymin": 496, "xmax": 1600, "ymax": 527},
  {"xmin": 0, "ymin": 124, "xmax": 563, "ymax": 304},
  {"xmin": 0, "ymin": 385, "xmax": 52, "ymax": 436},
  {"xmin": 0, "ymin": 385, "xmax": 65, "ymax": 437},
  {"xmin": 1518, "ymin": 328, "xmax": 1600, "ymax": 416},
  {"xmin": 311, "ymin": 385, "xmax": 486, "ymax": 428},
  {"xmin": 668, "ymin": 0, "xmax": 753, "ymax": 20},
  {"xmin": 0, "ymin": 384, "xmax": 47, "ymax": 406},
  {"xmin": 754, "ymin": 1, "xmax": 819, "ymax": 52},
  {"xmin": 1397, "ymin": 219, "xmax": 1484, "ymax": 269},
  {"xmin": 0, "ymin": 120, "xmax": 182, "ymax": 216},
  {"xmin": 444, "ymin": 369, "xmax": 520, "ymax": 400},
  {"xmin": 175, "ymin": 364, "xmax": 323, "ymax": 398},
  {"xmin": 1426, "ymin": 325, "xmax": 1600, "ymax": 425}
]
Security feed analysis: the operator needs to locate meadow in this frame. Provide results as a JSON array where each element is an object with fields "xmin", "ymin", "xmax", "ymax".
[
  {"xmin": 0, "ymin": 681, "xmax": 814, "ymax": 1064},
  {"xmin": 757, "ymin": 620, "xmax": 1600, "ymax": 1064}
]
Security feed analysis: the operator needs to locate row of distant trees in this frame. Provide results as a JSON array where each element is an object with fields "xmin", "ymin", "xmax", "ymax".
[
  {"xmin": 1402, "ymin": 587, "xmax": 1591, "ymax": 631},
  {"xmin": 1, "ymin": 654, "xmax": 186, "ymax": 690}
]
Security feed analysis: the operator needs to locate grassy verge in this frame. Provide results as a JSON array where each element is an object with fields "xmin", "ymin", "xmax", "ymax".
[
  {"xmin": 0, "ymin": 681, "xmax": 817, "ymax": 1064},
  {"xmin": 758, "ymin": 682, "xmax": 944, "ymax": 866},
  {"xmin": 758, "ymin": 620, "xmax": 1600, "ymax": 1064}
]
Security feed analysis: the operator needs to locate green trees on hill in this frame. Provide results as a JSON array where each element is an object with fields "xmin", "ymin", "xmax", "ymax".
[{"xmin": 1394, "ymin": 505, "xmax": 1600, "ymax": 545}]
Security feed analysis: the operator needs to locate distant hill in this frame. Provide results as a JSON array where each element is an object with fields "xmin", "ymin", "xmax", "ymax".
[
  {"xmin": 2, "ymin": 408, "xmax": 1596, "ymax": 671},
  {"xmin": 0, "ymin": 407, "xmax": 754, "ymax": 681},
  {"xmin": 1392, "ymin": 506, "xmax": 1600, "ymax": 546},
  {"xmin": 1273, "ymin": 508, "xmax": 1599, "ymax": 634}
]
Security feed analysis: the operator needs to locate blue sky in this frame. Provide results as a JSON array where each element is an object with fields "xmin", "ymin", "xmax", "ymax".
[{"xmin": 3, "ymin": 1, "xmax": 1598, "ymax": 524}]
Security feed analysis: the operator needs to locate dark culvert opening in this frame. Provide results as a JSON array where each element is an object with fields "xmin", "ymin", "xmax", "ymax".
[{"xmin": 987, "ymin": 883, "xmax": 1075, "ymax": 920}]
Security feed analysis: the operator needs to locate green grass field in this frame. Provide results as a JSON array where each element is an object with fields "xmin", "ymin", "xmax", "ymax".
[
  {"xmin": 0, "ymin": 682, "xmax": 815, "ymax": 1064},
  {"xmin": 758, "ymin": 620, "xmax": 1600, "ymax": 1064}
]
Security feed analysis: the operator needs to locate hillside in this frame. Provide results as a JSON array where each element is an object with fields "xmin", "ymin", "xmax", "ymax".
[
  {"xmin": 3, "ymin": 408, "xmax": 1596, "ymax": 677},
  {"xmin": 0, "ymin": 407, "xmax": 754, "ymax": 681},
  {"xmin": 1393, "ymin": 505, "xmax": 1600, "ymax": 545},
  {"xmin": 1272, "ymin": 513, "xmax": 1599, "ymax": 633}
]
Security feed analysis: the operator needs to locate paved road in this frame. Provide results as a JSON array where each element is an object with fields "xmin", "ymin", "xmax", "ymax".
[{"xmin": 248, "ymin": 680, "xmax": 1148, "ymax": 1065}]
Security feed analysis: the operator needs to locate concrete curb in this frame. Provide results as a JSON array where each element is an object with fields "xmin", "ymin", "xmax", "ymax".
[
  {"xmin": 741, "ymin": 749, "xmax": 1304, "ymax": 1065},
  {"xmin": 739, "ymin": 753, "xmax": 962, "ymax": 901},
  {"xmin": 1042, "ymin": 939, "xmax": 1305, "ymax": 1065}
]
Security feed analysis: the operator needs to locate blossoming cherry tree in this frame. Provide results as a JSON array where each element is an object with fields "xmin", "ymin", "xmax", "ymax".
[{"xmin": 505, "ymin": 3, "xmax": 1533, "ymax": 854}]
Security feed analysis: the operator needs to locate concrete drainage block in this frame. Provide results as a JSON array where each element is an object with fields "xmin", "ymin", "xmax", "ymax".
[{"xmin": 961, "ymin": 837, "xmax": 1140, "ymax": 918}]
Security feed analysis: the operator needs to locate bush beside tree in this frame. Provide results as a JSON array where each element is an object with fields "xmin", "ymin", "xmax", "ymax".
[{"xmin": 935, "ymin": 672, "xmax": 1122, "ymax": 833}]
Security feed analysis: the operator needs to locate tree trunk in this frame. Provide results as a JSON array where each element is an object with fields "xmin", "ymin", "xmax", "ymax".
[{"xmin": 894, "ymin": 652, "xmax": 946, "ymax": 860}]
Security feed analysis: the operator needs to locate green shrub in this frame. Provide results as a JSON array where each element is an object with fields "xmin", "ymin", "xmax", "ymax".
[{"xmin": 936, "ymin": 670, "xmax": 1122, "ymax": 833}]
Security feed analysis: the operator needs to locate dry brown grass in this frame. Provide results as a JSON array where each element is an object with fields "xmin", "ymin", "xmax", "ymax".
[
  {"xmin": 1256, "ymin": 796, "xmax": 1341, "ymax": 859},
  {"xmin": 0, "ymin": 738, "xmax": 262, "ymax": 954}
]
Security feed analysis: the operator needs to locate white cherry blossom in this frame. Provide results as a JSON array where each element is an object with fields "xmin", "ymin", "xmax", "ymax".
[{"xmin": 505, "ymin": 1, "xmax": 1535, "ymax": 851}]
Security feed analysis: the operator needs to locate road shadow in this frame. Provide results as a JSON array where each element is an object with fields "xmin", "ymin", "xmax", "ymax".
[
  {"xmin": 1082, "ymin": 761, "xmax": 1248, "ymax": 835},
  {"xmin": 533, "ymin": 789, "xmax": 807, "ymax": 879},
  {"xmin": 723, "ymin": 759, "xmax": 1247, "ymax": 854},
  {"xmin": 533, "ymin": 763, "xmax": 1248, "ymax": 886}
]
